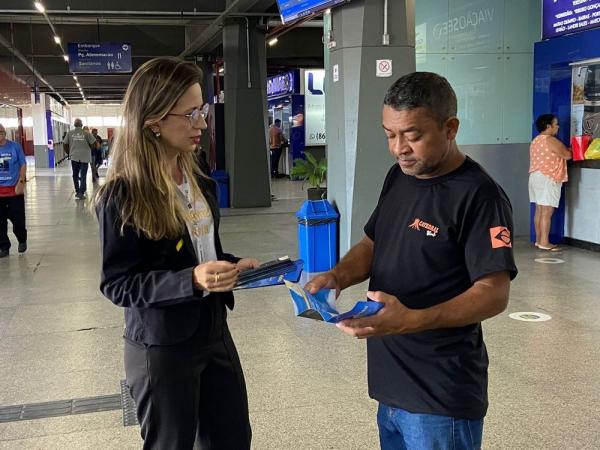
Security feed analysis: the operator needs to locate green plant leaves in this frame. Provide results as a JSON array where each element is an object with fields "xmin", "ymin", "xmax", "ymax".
[{"xmin": 290, "ymin": 153, "xmax": 327, "ymax": 188}]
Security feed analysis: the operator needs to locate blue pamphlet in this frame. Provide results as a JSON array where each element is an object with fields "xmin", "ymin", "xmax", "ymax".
[
  {"xmin": 234, "ymin": 258, "xmax": 303, "ymax": 290},
  {"xmin": 283, "ymin": 280, "xmax": 383, "ymax": 323}
]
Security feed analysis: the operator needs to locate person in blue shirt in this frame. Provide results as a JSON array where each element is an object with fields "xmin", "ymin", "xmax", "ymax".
[{"xmin": 0, "ymin": 123, "xmax": 27, "ymax": 257}]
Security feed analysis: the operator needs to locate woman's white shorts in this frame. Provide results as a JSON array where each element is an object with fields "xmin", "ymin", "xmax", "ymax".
[{"xmin": 528, "ymin": 171, "xmax": 562, "ymax": 208}]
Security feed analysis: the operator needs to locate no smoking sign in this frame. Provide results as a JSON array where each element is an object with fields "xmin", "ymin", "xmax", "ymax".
[{"xmin": 376, "ymin": 59, "xmax": 392, "ymax": 77}]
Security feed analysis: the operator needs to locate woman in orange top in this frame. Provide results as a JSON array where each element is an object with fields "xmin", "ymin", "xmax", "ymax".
[{"xmin": 528, "ymin": 114, "xmax": 572, "ymax": 251}]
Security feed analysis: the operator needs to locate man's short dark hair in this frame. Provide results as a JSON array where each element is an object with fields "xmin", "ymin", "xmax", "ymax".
[
  {"xmin": 383, "ymin": 72, "xmax": 457, "ymax": 126},
  {"xmin": 74, "ymin": 118, "xmax": 83, "ymax": 127},
  {"xmin": 274, "ymin": 119, "xmax": 281, "ymax": 124},
  {"xmin": 535, "ymin": 114, "xmax": 556, "ymax": 133}
]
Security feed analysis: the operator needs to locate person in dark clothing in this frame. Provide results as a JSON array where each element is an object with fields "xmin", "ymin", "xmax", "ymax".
[
  {"xmin": 93, "ymin": 57, "xmax": 258, "ymax": 450},
  {"xmin": 306, "ymin": 72, "xmax": 518, "ymax": 450},
  {"xmin": 91, "ymin": 128, "xmax": 104, "ymax": 175}
]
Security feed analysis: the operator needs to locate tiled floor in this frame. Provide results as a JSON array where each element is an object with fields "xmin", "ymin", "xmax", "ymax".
[{"xmin": 0, "ymin": 164, "xmax": 599, "ymax": 449}]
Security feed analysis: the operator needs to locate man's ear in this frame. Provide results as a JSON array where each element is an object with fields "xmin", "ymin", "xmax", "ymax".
[{"xmin": 446, "ymin": 117, "xmax": 460, "ymax": 140}]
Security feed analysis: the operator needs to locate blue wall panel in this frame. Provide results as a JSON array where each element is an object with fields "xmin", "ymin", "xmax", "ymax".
[{"xmin": 532, "ymin": 26, "xmax": 600, "ymax": 244}]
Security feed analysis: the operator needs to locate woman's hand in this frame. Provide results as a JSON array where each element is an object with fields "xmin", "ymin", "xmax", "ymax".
[
  {"xmin": 236, "ymin": 258, "xmax": 260, "ymax": 272},
  {"xmin": 193, "ymin": 260, "xmax": 239, "ymax": 292}
]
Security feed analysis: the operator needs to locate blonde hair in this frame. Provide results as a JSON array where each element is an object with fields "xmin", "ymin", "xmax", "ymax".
[{"xmin": 94, "ymin": 56, "xmax": 206, "ymax": 240}]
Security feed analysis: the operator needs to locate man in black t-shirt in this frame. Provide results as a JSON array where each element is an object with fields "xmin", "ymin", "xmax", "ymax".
[{"xmin": 306, "ymin": 72, "xmax": 517, "ymax": 450}]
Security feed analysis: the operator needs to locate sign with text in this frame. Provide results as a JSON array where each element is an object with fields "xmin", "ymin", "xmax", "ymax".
[
  {"xmin": 267, "ymin": 71, "xmax": 296, "ymax": 98},
  {"xmin": 67, "ymin": 42, "xmax": 132, "ymax": 73},
  {"xmin": 276, "ymin": 0, "xmax": 349, "ymax": 24},
  {"xmin": 543, "ymin": 0, "xmax": 600, "ymax": 39},
  {"xmin": 304, "ymin": 69, "xmax": 326, "ymax": 146}
]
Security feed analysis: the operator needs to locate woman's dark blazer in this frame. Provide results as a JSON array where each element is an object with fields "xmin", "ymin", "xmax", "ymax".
[{"xmin": 97, "ymin": 171, "xmax": 238, "ymax": 345}]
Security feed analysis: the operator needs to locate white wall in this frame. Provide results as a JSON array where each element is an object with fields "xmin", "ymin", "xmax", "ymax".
[{"xmin": 69, "ymin": 104, "xmax": 122, "ymax": 137}]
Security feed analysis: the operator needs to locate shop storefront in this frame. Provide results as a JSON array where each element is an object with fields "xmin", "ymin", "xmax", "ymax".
[
  {"xmin": 267, "ymin": 69, "xmax": 303, "ymax": 176},
  {"xmin": 533, "ymin": 0, "xmax": 600, "ymax": 248},
  {"xmin": 266, "ymin": 68, "xmax": 326, "ymax": 176}
]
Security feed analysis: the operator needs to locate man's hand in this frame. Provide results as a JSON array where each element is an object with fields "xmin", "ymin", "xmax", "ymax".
[
  {"xmin": 14, "ymin": 181, "xmax": 25, "ymax": 196},
  {"xmin": 304, "ymin": 272, "xmax": 342, "ymax": 299},
  {"xmin": 336, "ymin": 291, "xmax": 421, "ymax": 338},
  {"xmin": 236, "ymin": 258, "xmax": 260, "ymax": 272}
]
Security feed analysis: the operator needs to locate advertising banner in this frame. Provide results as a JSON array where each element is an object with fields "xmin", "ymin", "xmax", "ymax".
[
  {"xmin": 304, "ymin": 69, "xmax": 326, "ymax": 146},
  {"xmin": 543, "ymin": 0, "xmax": 600, "ymax": 39}
]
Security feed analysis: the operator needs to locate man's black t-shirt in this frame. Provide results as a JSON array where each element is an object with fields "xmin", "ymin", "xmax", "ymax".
[{"xmin": 364, "ymin": 156, "xmax": 517, "ymax": 420}]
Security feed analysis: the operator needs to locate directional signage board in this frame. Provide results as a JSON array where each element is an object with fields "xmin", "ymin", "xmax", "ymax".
[{"xmin": 67, "ymin": 42, "xmax": 132, "ymax": 74}]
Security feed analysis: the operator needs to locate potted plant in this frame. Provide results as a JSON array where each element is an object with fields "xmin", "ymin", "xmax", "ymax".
[{"xmin": 290, "ymin": 152, "xmax": 327, "ymax": 200}]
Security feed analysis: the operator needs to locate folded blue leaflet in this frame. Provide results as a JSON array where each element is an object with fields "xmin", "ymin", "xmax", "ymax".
[
  {"xmin": 234, "ymin": 258, "xmax": 303, "ymax": 290},
  {"xmin": 284, "ymin": 280, "xmax": 383, "ymax": 323}
]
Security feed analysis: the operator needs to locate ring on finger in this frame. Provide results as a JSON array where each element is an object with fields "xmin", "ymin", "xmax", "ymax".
[{"xmin": 214, "ymin": 272, "xmax": 220, "ymax": 283}]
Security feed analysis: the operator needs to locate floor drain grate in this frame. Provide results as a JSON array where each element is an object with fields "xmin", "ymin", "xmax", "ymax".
[
  {"xmin": 0, "ymin": 394, "xmax": 122, "ymax": 424},
  {"xmin": 120, "ymin": 379, "xmax": 139, "ymax": 427}
]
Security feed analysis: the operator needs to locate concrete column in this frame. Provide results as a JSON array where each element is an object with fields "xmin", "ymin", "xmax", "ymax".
[
  {"xmin": 196, "ymin": 56, "xmax": 215, "ymax": 166},
  {"xmin": 222, "ymin": 17, "xmax": 271, "ymax": 207},
  {"xmin": 325, "ymin": 0, "xmax": 415, "ymax": 254},
  {"xmin": 31, "ymin": 93, "xmax": 49, "ymax": 168}
]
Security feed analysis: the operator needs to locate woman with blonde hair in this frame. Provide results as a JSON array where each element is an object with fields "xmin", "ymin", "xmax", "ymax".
[{"xmin": 94, "ymin": 56, "xmax": 256, "ymax": 449}]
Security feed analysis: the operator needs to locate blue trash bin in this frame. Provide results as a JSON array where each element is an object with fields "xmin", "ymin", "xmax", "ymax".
[
  {"xmin": 296, "ymin": 200, "xmax": 339, "ymax": 273},
  {"xmin": 211, "ymin": 170, "xmax": 229, "ymax": 208}
]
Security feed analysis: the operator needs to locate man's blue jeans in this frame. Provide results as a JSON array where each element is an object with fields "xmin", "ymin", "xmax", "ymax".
[
  {"xmin": 377, "ymin": 403, "xmax": 483, "ymax": 450},
  {"xmin": 71, "ymin": 160, "xmax": 88, "ymax": 195}
]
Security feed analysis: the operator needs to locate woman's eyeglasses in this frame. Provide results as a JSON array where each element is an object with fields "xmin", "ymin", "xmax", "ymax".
[{"xmin": 167, "ymin": 103, "xmax": 210, "ymax": 126}]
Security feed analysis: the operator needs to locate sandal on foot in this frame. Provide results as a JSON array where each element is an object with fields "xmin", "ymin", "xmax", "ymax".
[{"xmin": 537, "ymin": 245, "xmax": 561, "ymax": 252}]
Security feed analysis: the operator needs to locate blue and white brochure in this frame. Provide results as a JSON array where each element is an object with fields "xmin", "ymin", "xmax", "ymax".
[
  {"xmin": 234, "ymin": 258, "xmax": 303, "ymax": 290},
  {"xmin": 284, "ymin": 280, "xmax": 383, "ymax": 323}
]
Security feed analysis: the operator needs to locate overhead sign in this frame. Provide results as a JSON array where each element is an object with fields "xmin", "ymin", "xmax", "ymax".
[
  {"xmin": 304, "ymin": 69, "xmax": 326, "ymax": 146},
  {"xmin": 267, "ymin": 71, "xmax": 296, "ymax": 98},
  {"xmin": 543, "ymin": 0, "xmax": 600, "ymax": 39},
  {"xmin": 67, "ymin": 42, "xmax": 132, "ymax": 73},
  {"xmin": 276, "ymin": 0, "xmax": 349, "ymax": 24}
]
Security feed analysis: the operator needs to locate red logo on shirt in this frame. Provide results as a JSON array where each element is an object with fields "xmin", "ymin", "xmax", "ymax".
[
  {"xmin": 490, "ymin": 226, "xmax": 512, "ymax": 248},
  {"xmin": 408, "ymin": 218, "xmax": 439, "ymax": 237}
]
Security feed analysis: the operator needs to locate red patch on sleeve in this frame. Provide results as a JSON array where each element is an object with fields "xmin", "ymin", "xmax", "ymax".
[{"xmin": 490, "ymin": 226, "xmax": 512, "ymax": 249}]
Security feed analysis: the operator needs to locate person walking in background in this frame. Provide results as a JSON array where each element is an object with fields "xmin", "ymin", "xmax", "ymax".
[
  {"xmin": 0, "ymin": 123, "xmax": 27, "ymax": 257},
  {"xmin": 64, "ymin": 119, "xmax": 96, "ymax": 199},
  {"xmin": 91, "ymin": 128, "xmax": 104, "ymax": 179},
  {"xmin": 83, "ymin": 126, "xmax": 100, "ymax": 182},
  {"xmin": 529, "ymin": 114, "xmax": 572, "ymax": 251},
  {"xmin": 94, "ymin": 56, "xmax": 257, "ymax": 449},
  {"xmin": 269, "ymin": 118, "xmax": 286, "ymax": 178}
]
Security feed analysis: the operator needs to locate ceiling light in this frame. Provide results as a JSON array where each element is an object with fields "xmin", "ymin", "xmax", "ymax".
[
  {"xmin": 63, "ymin": 55, "xmax": 69, "ymax": 62},
  {"xmin": 325, "ymin": 9, "xmax": 331, "ymax": 15},
  {"xmin": 268, "ymin": 37, "xmax": 278, "ymax": 46},
  {"xmin": 73, "ymin": 75, "xmax": 77, "ymax": 80},
  {"xmin": 34, "ymin": 2, "xmax": 45, "ymax": 13},
  {"xmin": 53, "ymin": 36, "xmax": 61, "ymax": 44},
  {"xmin": 76, "ymin": 82, "xmax": 80, "ymax": 87}
]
